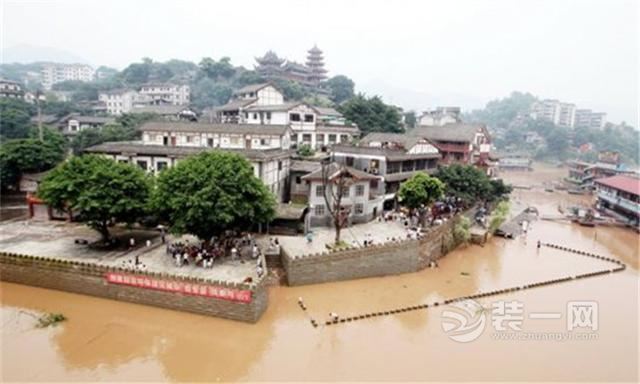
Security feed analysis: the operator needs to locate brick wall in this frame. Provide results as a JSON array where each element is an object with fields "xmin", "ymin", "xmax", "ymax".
[
  {"xmin": 0, "ymin": 252, "xmax": 268, "ymax": 323},
  {"xmin": 283, "ymin": 217, "xmax": 459, "ymax": 286}
]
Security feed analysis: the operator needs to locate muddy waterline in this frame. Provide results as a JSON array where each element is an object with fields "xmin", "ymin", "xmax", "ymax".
[{"xmin": 1, "ymin": 166, "xmax": 638, "ymax": 382}]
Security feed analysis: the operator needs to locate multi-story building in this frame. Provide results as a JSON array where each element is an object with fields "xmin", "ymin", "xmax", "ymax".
[
  {"xmin": 85, "ymin": 121, "xmax": 292, "ymax": 201},
  {"xmin": 331, "ymin": 132, "xmax": 441, "ymax": 197},
  {"xmin": 0, "ymin": 78, "xmax": 24, "ymax": 99},
  {"xmin": 530, "ymin": 99, "xmax": 575, "ymax": 127},
  {"xmin": 574, "ymin": 109, "xmax": 607, "ymax": 129},
  {"xmin": 566, "ymin": 152, "xmax": 634, "ymax": 190},
  {"xmin": 40, "ymin": 63, "xmax": 95, "ymax": 90},
  {"xmin": 139, "ymin": 83, "xmax": 190, "ymax": 105},
  {"xmin": 58, "ymin": 114, "xmax": 115, "ymax": 136},
  {"xmin": 215, "ymin": 83, "xmax": 359, "ymax": 149},
  {"xmin": 255, "ymin": 46, "xmax": 329, "ymax": 94},
  {"xmin": 98, "ymin": 89, "xmax": 144, "ymax": 115},
  {"xmin": 418, "ymin": 106, "xmax": 461, "ymax": 126},
  {"xmin": 594, "ymin": 175, "xmax": 640, "ymax": 224},
  {"xmin": 300, "ymin": 163, "xmax": 384, "ymax": 226},
  {"xmin": 411, "ymin": 123, "xmax": 491, "ymax": 166}
]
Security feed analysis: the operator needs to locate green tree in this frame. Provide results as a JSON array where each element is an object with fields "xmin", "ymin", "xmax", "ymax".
[
  {"xmin": 37, "ymin": 155, "xmax": 152, "ymax": 242},
  {"xmin": 488, "ymin": 201, "xmax": 510, "ymax": 233},
  {"xmin": 325, "ymin": 75, "xmax": 355, "ymax": 104},
  {"xmin": 397, "ymin": 173, "xmax": 445, "ymax": 210},
  {"xmin": 403, "ymin": 111, "xmax": 417, "ymax": 129},
  {"xmin": 434, "ymin": 164, "xmax": 492, "ymax": 204},
  {"xmin": 191, "ymin": 78, "xmax": 233, "ymax": 109},
  {"xmin": 151, "ymin": 152, "xmax": 276, "ymax": 240},
  {"xmin": 273, "ymin": 79, "xmax": 308, "ymax": 100},
  {"xmin": 0, "ymin": 127, "xmax": 66, "ymax": 189},
  {"xmin": 296, "ymin": 144, "xmax": 315, "ymax": 157},
  {"xmin": 338, "ymin": 94, "xmax": 403, "ymax": 135},
  {"xmin": 198, "ymin": 57, "xmax": 235, "ymax": 80},
  {"xmin": 0, "ymin": 98, "xmax": 34, "ymax": 139},
  {"xmin": 70, "ymin": 124, "xmax": 139, "ymax": 154},
  {"xmin": 488, "ymin": 179, "xmax": 512, "ymax": 202}
]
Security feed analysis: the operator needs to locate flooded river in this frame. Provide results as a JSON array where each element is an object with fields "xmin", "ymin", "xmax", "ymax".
[{"xmin": 1, "ymin": 165, "xmax": 638, "ymax": 382}]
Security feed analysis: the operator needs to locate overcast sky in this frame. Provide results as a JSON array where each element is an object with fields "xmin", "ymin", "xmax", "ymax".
[{"xmin": 1, "ymin": 0, "xmax": 638, "ymax": 124}]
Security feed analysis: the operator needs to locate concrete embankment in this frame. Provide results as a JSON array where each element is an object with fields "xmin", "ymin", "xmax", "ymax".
[{"xmin": 0, "ymin": 251, "xmax": 268, "ymax": 323}]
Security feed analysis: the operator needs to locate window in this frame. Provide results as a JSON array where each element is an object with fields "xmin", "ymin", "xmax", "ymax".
[
  {"xmin": 315, "ymin": 185, "xmax": 324, "ymax": 197},
  {"xmin": 355, "ymin": 203, "xmax": 364, "ymax": 215},
  {"xmin": 346, "ymin": 156, "xmax": 354, "ymax": 166},
  {"xmin": 291, "ymin": 134, "xmax": 298, "ymax": 142},
  {"xmin": 342, "ymin": 185, "xmax": 350, "ymax": 197},
  {"xmin": 316, "ymin": 134, "xmax": 324, "ymax": 144},
  {"xmin": 137, "ymin": 160, "xmax": 148, "ymax": 170},
  {"xmin": 260, "ymin": 138, "xmax": 269, "ymax": 146},
  {"xmin": 370, "ymin": 179, "xmax": 379, "ymax": 190},
  {"xmin": 186, "ymin": 135, "xmax": 193, "ymax": 143},
  {"xmin": 356, "ymin": 184, "xmax": 365, "ymax": 196},
  {"xmin": 315, "ymin": 205, "xmax": 325, "ymax": 216},
  {"xmin": 304, "ymin": 114, "xmax": 314, "ymax": 122},
  {"xmin": 290, "ymin": 113, "xmax": 301, "ymax": 122},
  {"xmin": 230, "ymin": 137, "xmax": 241, "ymax": 145},
  {"xmin": 244, "ymin": 112, "xmax": 248, "ymax": 118},
  {"xmin": 157, "ymin": 161, "xmax": 168, "ymax": 171},
  {"xmin": 266, "ymin": 112, "xmax": 271, "ymax": 119},
  {"xmin": 340, "ymin": 134, "xmax": 349, "ymax": 143},
  {"xmin": 328, "ymin": 134, "xmax": 337, "ymax": 143},
  {"xmin": 253, "ymin": 113, "xmax": 257, "ymax": 119},
  {"xmin": 295, "ymin": 176, "xmax": 301, "ymax": 184},
  {"xmin": 302, "ymin": 134, "xmax": 312, "ymax": 142},
  {"xmin": 207, "ymin": 138, "xmax": 214, "ymax": 147},
  {"xmin": 278, "ymin": 161, "xmax": 283, "ymax": 171}
]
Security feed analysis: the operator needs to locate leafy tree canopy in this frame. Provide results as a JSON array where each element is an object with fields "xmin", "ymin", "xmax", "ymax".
[
  {"xmin": 37, "ymin": 155, "xmax": 152, "ymax": 241},
  {"xmin": 338, "ymin": 94, "xmax": 403, "ymax": 135},
  {"xmin": 397, "ymin": 173, "xmax": 445, "ymax": 210},
  {"xmin": 0, "ymin": 127, "xmax": 67, "ymax": 189},
  {"xmin": 434, "ymin": 164, "xmax": 493, "ymax": 204},
  {"xmin": 151, "ymin": 152, "xmax": 276, "ymax": 240},
  {"xmin": 325, "ymin": 75, "xmax": 355, "ymax": 104},
  {"xmin": 0, "ymin": 98, "xmax": 35, "ymax": 139}
]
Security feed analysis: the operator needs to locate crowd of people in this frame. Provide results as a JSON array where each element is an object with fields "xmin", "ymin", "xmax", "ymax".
[{"xmin": 166, "ymin": 231, "xmax": 262, "ymax": 269}]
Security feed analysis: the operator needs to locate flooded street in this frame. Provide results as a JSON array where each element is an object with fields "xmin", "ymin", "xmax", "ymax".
[{"xmin": 1, "ymin": 165, "xmax": 638, "ymax": 382}]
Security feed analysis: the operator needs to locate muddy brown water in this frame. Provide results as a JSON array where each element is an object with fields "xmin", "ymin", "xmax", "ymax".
[{"xmin": 1, "ymin": 165, "xmax": 638, "ymax": 382}]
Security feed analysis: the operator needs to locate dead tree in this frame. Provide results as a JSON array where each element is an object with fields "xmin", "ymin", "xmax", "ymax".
[{"xmin": 321, "ymin": 161, "xmax": 353, "ymax": 244}]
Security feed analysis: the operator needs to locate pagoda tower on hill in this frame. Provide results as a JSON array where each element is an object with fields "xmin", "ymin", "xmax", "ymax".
[
  {"xmin": 305, "ymin": 45, "xmax": 328, "ymax": 86},
  {"xmin": 255, "ymin": 50, "xmax": 285, "ymax": 79}
]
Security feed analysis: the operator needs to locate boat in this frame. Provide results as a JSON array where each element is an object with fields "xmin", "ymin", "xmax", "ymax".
[{"xmin": 568, "ymin": 189, "xmax": 586, "ymax": 195}]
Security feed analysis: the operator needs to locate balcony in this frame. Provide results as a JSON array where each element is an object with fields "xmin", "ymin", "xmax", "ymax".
[{"xmin": 598, "ymin": 190, "xmax": 640, "ymax": 215}]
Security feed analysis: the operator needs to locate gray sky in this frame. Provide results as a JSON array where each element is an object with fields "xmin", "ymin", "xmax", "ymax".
[{"xmin": 1, "ymin": 0, "xmax": 638, "ymax": 124}]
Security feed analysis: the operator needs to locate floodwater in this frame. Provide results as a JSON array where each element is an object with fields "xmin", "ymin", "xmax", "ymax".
[{"xmin": 1, "ymin": 165, "xmax": 638, "ymax": 382}]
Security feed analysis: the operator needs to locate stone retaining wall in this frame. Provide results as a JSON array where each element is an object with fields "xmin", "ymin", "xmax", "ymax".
[
  {"xmin": 0, "ymin": 252, "xmax": 268, "ymax": 323},
  {"xmin": 284, "ymin": 217, "xmax": 459, "ymax": 286}
]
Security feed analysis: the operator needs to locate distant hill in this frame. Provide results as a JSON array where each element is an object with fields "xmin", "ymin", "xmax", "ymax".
[{"xmin": 2, "ymin": 44, "xmax": 90, "ymax": 65}]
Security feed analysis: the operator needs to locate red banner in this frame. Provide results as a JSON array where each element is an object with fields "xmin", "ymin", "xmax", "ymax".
[{"xmin": 105, "ymin": 272, "xmax": 252, "ymax": 303}]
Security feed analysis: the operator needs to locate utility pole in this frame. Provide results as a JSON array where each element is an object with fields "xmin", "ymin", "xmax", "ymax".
[{"xmin": 36, "ymin": 89, "xmax": 43, "ymax": 142}]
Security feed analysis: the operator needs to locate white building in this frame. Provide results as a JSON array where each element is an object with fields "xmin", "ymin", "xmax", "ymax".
[
  {"xmin": 139, "ymin": 83, "xmax": 190, "ymax": 105},
  {"xmin": 574, "ymin": 109, "xmax": 607, "ymax": 129},
  {"xmin": 58, "ymin": 114, "xmax": 115, "ymax": 136},
  {"xmin": 418, "ymin": 106, "xmax": 461, "ymax": 126},
  {"xmin": 215, "ymin": 83, "xmax": 359, "ymax": 149},
  {"xmin": 98, "ymin": 89, "xmax": 144, "ymax": 115},
  {"xmin": 300, "ymin": 163, "xmax": 384, "ymax": 226},
  {"xmin": 41, "ymin": 63, "xmax": 95, "ymax": 90},
  {"xmin": 85, "ymin": 121, "xmax": 293, "ymax": 201},
  {"xmin": 530, "ymin": 99, "xmax": 575, "ymax": 127},
  {"xmin": 0, "ymin": 79, "xmax": 24, "ymax": 99}
]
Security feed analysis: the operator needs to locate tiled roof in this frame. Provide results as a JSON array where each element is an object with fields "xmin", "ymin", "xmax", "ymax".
[
  {"xmin": 302, "ymin": 162, "xmax": 380, "ymax": 181},
  {"xmin": 233, "ymin": 83, "xmax": 271, "ymax": 95},
  {"xmin": 594, "ymin": 175, "xmax": 640, "ymax": 196},
  {"xmin": 84, "ymin": 141, "xmax": 292, "ymax": 161},
  {"xmin": 139, "ymin": 121, "xmax": 290, "ymax": 135},
  {"xmin": 290, "ymin": 160, "xmax": 322, "ymax": 173},
  {"xmin": 131, "ymin": 105, "xmax": 190, "ymax": 115},
  {"xmin": 245, "ymin": 102, "xmax": 302, "ymax": 112},
  {"xmin": 72, "ymin": 116, "xmax": 115, "ymax": 124},
  {"xmin": 412, "ymin": 123, "xmax": 488, "ymax": 143},
  {"xmin": 215, "ymin": 98, "xmax": 257, "ymax": 111},
  {"xmin": 331, "ymin": 144, "xmax": 440, "ymax": 161},
  {"xmin": 313, "ymin": 106, "xmax": 342, "ymax": 116},
  {"xmin": 360, "ymin": 132, "xmax": 421, "ymax": 149}
]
